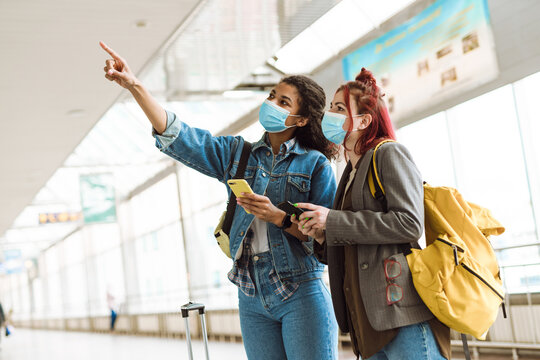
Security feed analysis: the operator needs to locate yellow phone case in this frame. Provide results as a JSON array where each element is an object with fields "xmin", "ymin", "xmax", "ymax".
[{"xmin": 227, "ymin": 179, "xmax": 254, "ymax": 214}]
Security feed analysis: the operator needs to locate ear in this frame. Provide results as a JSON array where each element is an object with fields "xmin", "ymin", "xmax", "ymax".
[
  {"xmin": 295, "ymin": 116, "xmax": 309, "ymax": 128},
  {"xmin": 357, "ymin": 114, "xmax": 372, "ymax": 130}
]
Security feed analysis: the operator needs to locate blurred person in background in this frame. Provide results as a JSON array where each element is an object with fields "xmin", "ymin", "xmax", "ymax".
[
  {"xmin": 4, "ymin": 308, "xmax": 13, "ymax": 337},
  {"xmin": 99, "ymin": 42, "xmax": 339, "ymax": 359},
  {"xmin": 107, "ymin": 286, "xmax": 118, "ymax": 331},
  {"xmin": 0, "ymin": 301, "xmax": 5, "ymax": 342}
]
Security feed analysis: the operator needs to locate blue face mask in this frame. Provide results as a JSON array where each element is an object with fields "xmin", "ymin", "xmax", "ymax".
[
  {"xmin": 259, "ymin": 99, "xmax": 300, "ymax": 133},
  {"xmin": 321, "ymin": 111, "xmax": 363, "ymax": 145},
  {"xmin": 321, "ymin": 112, "xmax": 348, "ymax": 145}
]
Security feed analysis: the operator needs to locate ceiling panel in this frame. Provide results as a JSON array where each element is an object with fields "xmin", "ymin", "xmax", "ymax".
[{"xmin": 0, "ymin": 0, "xmax": 203, "ymax": 235}]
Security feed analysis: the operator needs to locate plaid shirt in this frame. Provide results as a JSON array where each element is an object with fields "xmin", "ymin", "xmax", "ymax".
[{"xmin": 228, "ymin": 229, "xmax": 299, "ymax": 300}]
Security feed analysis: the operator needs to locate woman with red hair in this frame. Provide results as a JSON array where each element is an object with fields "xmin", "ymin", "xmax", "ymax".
[{"xmin": 293, "ymin": 69, "xmax": 450, "ymax": 359}]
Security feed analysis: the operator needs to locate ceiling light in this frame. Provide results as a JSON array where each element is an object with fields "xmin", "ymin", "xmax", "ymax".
[
  {"xmin": 267, "ymin": 0, "xmax": 417, "ymax": 74},
  {"xmin": 135, "ymin": 20, "xmax": 149, "ymax": 28},
  {"xmin": 66, "ymin": 109, "xmax": 86, "ymax": 118}
]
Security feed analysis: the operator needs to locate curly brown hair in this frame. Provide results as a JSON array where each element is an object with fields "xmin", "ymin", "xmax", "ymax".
[{"xmin": 280, "ymin": 75, "xmax": 337, "ymax": 160}]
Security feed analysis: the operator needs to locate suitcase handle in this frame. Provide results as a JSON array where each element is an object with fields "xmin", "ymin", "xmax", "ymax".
[
  {"xmin": 181, "ymin": 302, "xmax": 210, "ymax": 360},
  {"xmin": 181, "ymin": 302, "xmax": 205, "ymax": 318}
]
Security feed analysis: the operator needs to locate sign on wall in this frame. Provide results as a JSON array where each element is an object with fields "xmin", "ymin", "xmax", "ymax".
[
  {"xmin": 38, "ymin": 212, "xmax": 82, "ymax": 225},
  {"xmin": 79, "ymin": 173, "xmax": 117, "ymax": 224},
  {"xmin": 342, "ymin": 0, "xmax": 498, "ymax": 122}
]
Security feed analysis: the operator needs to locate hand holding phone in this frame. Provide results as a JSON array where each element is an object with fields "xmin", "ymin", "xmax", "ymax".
[
  {"xmin": 277, "ymin": 201, "xmax": 306, "ymax": 218},
  {"xmin": 227, "ymin": 179, "xmax": 255, "ymax": 214}
]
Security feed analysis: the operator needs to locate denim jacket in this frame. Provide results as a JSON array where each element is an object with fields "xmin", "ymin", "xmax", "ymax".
[{"xmin": 154, "ymin": 110, "xmax": 337, "ymax": 283}]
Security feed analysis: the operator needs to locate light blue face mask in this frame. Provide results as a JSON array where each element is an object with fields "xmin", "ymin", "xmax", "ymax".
[
  {"xmin": 321, "ymin": 111, "xmax": 363, "ymax": 145},
  {"xmin": 321, "ymin": 112, "xmax": 348, "ymax": 145},
  {"xmin": 259, "ymin": 99, "xmax": 301, "ymax": 133}
]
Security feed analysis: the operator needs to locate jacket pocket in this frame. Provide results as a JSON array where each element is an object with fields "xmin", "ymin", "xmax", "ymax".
[{"xmin": 286, "ymin": 175, "xmax": 311, "ymax": 202}]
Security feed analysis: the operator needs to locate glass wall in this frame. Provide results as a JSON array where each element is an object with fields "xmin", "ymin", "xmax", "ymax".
[
  {"xmin": 397, "ymin": 76, "xmax": 540, "ymax": 294},
  {"xmin": 62, "ymin": 231, "xmax": 87, "ymax": 318}
]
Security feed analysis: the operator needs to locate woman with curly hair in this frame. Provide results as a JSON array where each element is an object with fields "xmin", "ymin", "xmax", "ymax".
[{"xmin": 100, "ymin": 42, "xmax": 339, "ymax": 360}]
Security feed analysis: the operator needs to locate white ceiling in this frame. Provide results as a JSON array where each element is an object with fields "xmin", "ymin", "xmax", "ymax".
[{"xmin": 0, "ymin": 0, "xmax": 202, "ymax": 235}]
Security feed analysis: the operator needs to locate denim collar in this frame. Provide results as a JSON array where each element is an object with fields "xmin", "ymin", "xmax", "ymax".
[{"xmin": 252, "ymin": 133, "xmax": 307, "ymax": 156}]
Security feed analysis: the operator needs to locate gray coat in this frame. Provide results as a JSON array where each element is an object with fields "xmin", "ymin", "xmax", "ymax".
[{"xmin": 321, "ymin": 141, "xmax": 433, "ymax": 332}]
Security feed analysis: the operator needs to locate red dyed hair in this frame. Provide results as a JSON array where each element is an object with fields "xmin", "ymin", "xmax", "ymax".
[{"xmin": 339, "ymin": 68, "xmax": 396, "ymax": 155}]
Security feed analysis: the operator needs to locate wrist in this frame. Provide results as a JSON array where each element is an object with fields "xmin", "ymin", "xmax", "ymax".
[
  {"xmin": 315, "ymin": 230, "xmax": 326, "ymax": 244},
  {"xmin": 274, "ymin": 211, "xmax": 287, "ymax": 227},
  {"xmin": 127, "ymin": 79, "xmax": 143, "ymax": 93}
]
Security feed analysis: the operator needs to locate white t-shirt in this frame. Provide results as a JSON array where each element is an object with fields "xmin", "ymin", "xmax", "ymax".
[{"xmin": 250, "ymin": 217, "xmax": 270, "ymax": 254}]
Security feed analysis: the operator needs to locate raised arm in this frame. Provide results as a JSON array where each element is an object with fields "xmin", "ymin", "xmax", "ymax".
[
  {"xmin": 100, "ymin": 42, "xmax": 239, "ymax": 182},
  {"xmin": 100, "ymin": 41, "xmax": 167, "ymax": 134}
]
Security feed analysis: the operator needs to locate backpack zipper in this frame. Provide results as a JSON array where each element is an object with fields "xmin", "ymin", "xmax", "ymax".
[
  {"xmin": 436, "ymin": 237, "xmax": 465, "ymax": 252},
  {"xmin": 461, "ymin": 263, "xmax": 504, "ymax": 301},
  {"xmin": 435, "ymin": 237, "xmax": 507, "ymax": 317},
  {"xmin": 436, "ymin": 237, "xmax": 464, "ymax": 265}
]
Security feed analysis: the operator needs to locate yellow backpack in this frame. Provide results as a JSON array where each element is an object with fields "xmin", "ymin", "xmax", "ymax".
[{"xmin": 368, "ymin": 140, "xmax": 506, "ymax": 340}]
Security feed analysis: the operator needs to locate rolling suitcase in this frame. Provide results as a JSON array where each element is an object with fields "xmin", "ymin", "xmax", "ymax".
[{"xmin": 181, "ymin": 302, "xmax": 210, "ymax": 360}]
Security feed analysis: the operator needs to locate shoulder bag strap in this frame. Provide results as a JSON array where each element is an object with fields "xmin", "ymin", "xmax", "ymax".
[
  {"xmin": 461, "ymin": 333, "xmax": 472, "ymax": 360},
  {"xmin": 367, "ymin": 139, "xmax": 395, "ymax": 210},
  {"xmin": 222, "ymin": 141, "xmax": 252, "ymax": 235},
  {"xmin": 367, "ymin": 140, "xmax": 412, "ymax": 255}
]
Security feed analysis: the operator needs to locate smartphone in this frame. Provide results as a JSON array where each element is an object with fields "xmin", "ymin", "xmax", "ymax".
[
  {"xmin": 277, "ymin": 201, "xmax": 305, "ymax": 218},
  {"xmin": 227, "ymin": 179, "xmax": 255, "ymax": 214}
]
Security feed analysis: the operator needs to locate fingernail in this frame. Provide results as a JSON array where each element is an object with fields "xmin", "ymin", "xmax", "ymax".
[
  {"xmin": 291, "ymin": 214, "xmax": 295, "ymax": 218},
  {"xmin": 302, "ymin": 225, "xmax": 304, "ymax": 229},
  {"xmin": 108, "ymin": 70, "xmax": 113, "ymax": 75},
  {"xmin": 294, "ymin": 203, "xmax": 298, "ymax": 207}
]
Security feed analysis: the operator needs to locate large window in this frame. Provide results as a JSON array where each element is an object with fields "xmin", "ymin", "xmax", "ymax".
[
  {"xmin": 177, "ymin": 165, "xmax": 238, "ymax": 309},
  {"xmin": 128, "ymin": 173, "xmax": 189, "ymax": 313},
  {"xmin": 84, "ymin": 223, "xmax": 124, "ymax": 316},
  {"xmin": 397, "ymin": 76, "xmax": 540, "ymax": 294},
  {"xmin": 397, "ymin": 112, "xmax": 456, "ymax": 188},
  {"xmin": 61, "ymin": 231, "xmax": 87, "ymax": 318}
]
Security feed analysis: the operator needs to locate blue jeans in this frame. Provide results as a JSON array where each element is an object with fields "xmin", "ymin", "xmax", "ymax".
[
  {"xmin": 238, "ymin": 251, "xmax": 338, "ymax": 360},
  {"xmin": 367, "ymin": 322, "xmax": 445, "ymax": 360}
]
